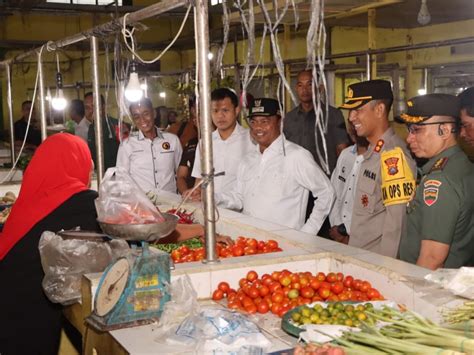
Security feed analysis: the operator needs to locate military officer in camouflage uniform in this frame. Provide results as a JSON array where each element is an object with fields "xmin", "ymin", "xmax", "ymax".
[
  {"xmin": 340, "ymin": 80, "xmax": 416, "ymax": 258},
  {"xmin": 398, "ymin": 94, "xmax": 474, "ymax": 270}
]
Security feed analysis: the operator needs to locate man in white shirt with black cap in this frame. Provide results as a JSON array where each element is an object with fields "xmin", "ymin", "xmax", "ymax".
[{"xmin": 216, "ymin": 98, "xmax": 335, "ymax": 235}]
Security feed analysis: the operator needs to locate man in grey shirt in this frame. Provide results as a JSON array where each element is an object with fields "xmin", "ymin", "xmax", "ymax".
[{"xmin": 284, "ymin": 70, "xmax": 349, "ymax": 175}]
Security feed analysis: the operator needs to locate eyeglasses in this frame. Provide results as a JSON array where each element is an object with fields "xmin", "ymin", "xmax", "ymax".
[{"xmin": 406, "ymin": 121, "xmax": 454, "ymax": 134}]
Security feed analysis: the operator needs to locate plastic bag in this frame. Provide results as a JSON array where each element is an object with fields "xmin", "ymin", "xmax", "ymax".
[
  {"xmin": 39, "ymin": 231, "xmax": 129, "ymax": 305},
  {"xmin": 172, "ymin": 308, "xmax": 271, "ymax": 354},
  {"xmin": 152, "ymin": 275, "xmax": 201, "ymax": 341},
  {"xmin": 424, "ymin": 267, "xmax": 474, "ymax": 300},
  {"xmin": 95, "ymin": 167, "xmax": 165, "ymax": 224}
]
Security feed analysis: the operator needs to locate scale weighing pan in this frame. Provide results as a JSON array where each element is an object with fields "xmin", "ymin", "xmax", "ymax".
[{"xmin": 97, "ymin": 212, "xmax": 179, "ymax": 241}]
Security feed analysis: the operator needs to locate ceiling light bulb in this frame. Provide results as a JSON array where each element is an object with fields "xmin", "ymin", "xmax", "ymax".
[
  {"xmin": 207, "ymin": 52, "xmax": 214, "ymax": 60},
  {"xmin": 159, "ymin": 92, "xmax": 166, "ymax": 98},
  {"xmin": 51, "ymin": 88, "xmax": 67, "ymax": 111},
  {"xmin": 417, "ymin": 0, "xmax": 431, "ymax": 26},
  {"xmin": 417, "ymin": 89, "xmax": 427, "ymax": 95},
  {"xmin": 125, "ymin": 72, "xmax": 143, "ymax": 102}
]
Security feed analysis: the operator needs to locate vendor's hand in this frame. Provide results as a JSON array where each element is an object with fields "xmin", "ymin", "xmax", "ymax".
[
  {"xmin": 216, "ymin": 234, "xmax": 234, "ymax": 246},
  {"xmin": 199, "ymin": 234, "xmax": 234, "ymax": 247},
  {"xmin": 329, "ymin": 226, "xmax": 349, "ymax": 244},
  {"xmin": 182, "ymin": 188, "xmax": 201, "ymax": 202}
]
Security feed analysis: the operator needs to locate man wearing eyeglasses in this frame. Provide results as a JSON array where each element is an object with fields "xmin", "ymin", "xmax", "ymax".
[
  {"xmin": 459, "ymin": 87, "xmax": 474, "ymax": 149},
  {"xmin": 398, "ymin": 94, "xmax": 474, "ymax": 270}
]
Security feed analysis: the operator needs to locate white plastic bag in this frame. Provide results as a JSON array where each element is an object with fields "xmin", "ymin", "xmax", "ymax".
[
  {"xmin": 153, "ymin": 274, "xmax": 201, "ymax": 339},
  {"xmin": 95, "ymin": 167, "xmax": 164, "ymax": 224},
  {"xmin": 424, "ymin": 267, "xmax": 474, "ymax": 300},
  {"xmin": 39, "ymin": 231, "xmax": 129, "ymax": 305},
  {"xmin": 173, "ymin": 308, "xmax": 271, "ymax": 354}
]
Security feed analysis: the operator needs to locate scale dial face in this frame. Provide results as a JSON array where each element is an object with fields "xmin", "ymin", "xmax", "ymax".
[{"xmin": 95, "ymin": 258, "xmax": 130, "ymax": 317}]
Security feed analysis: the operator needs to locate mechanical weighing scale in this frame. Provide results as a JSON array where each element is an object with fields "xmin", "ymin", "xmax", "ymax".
[{"xmin": 86, "ymin": 213, "xmax": 179, "ymax": 331}]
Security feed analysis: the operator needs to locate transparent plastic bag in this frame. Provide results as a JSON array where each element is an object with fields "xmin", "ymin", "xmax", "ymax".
[
  {"xmin": 39, "ymin": 231, "xmax": 129, "ymax": 305},
  {"xmin": 95, "ymin": 167, "xmax": 165, "ymax": 224},
  {"xmin": 424, "ymin": 267, "xmax": 474, "ymax": 300},
  {"xmin": 172, "ymin": 307, "xmax": 271, "ymax": 354},
  {"xmin": 152, "ymin": 274, "xmax": 201, "ymax": 342}
]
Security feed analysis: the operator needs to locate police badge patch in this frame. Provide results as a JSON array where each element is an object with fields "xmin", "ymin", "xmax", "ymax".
[
  {"xmin": 162, "ymin": 142, "xmax": 170, "ymax": 150},
  {"xmin": 384, "ymin": 157, "xmax": 399, "ymax": 176},
  {"xmin": 423, "ymin": 179, "xmax": 442, "ymax": 206}
]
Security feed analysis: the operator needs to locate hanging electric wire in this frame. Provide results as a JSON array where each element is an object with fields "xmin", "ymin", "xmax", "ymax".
[
  {"xmin": 307, "ymin": 0, "xmax": 330, "ymax": 174},
  {"xmin": 1, "ymin": 46, "xmax": 45, "ymax": 184},
  {"xmin": 121, "ymin": 4, "xmax": 192, "ymax": 65},
  {"xmin": 213, "ymin": 0, "xmax": 231, "ymax": 77},
  {"xmin": 257, "ymin": 0, "xmax": 298, "ymax": 106}
]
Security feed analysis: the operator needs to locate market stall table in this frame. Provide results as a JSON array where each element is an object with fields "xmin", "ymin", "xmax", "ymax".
[{"xmin": 74, "ymin": 191, "xmax": 465, "ymax": 354}]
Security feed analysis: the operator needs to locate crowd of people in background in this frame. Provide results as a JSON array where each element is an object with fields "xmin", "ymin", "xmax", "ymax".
[{"xmin": 9, "ymin": 72, "xmax": 474, "ymax": 272}]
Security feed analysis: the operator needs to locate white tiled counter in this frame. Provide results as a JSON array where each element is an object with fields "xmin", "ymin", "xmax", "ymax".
[{"xmin": 80, "ymin": 191, "xmax": 464, "ymax": 355}]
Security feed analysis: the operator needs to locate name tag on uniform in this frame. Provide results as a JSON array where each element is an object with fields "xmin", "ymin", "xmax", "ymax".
[{"xmin": 338, "ymin": 175, "xmax": 346, "ymax": 183}]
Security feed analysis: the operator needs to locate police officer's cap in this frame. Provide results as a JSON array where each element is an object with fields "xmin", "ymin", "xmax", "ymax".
[
  {"xmin": 340, "ymin": 80, "xmax": 393, "ymax": 110},
  {"xmin": 399, "ymin": 94, "xmax": 460, "ymax": 124},
  {"xmin": 248, "ymin": 98, "xmax": 281, "ymax": 118}
]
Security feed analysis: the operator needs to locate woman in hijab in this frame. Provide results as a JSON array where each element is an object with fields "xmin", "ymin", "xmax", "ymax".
[{"xmin": 0, "ymin": 133, "xmax": 99, "ymax": 355}]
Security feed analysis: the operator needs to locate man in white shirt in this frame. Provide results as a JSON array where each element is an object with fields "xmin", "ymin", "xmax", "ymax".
[
  {"xmin": 329, "ymin": 117, "xmax": 369, "ymax": 243},
  {"xmin": 216, "ymin": 98, "xmax": 335, "ymax": 235},
  {"xmin": 75, "ymin": 94, "xmax": 93, "ymax": 142},
  {"xmin": 186, "ymin": 88, "xmax": 254, "ymax": 198},
  {"xmin": 116, "ymin": 98, "xmax": 182, "ymax": 193}
]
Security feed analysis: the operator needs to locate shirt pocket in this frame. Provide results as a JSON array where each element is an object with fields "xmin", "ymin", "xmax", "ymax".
[{"xmin": 263, "ymin": 169, "xmax": 288, "ymax": 199}]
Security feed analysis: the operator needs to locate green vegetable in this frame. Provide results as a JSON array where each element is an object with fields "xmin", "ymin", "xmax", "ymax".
[
  {"xmin": 320, "ymin": 307, "xmax": 474, "ymax": 354},
  {"xmin": 443, "ymin": 301, "xmax": 474, "ymax": 324},
  {"xmin": 150, "ymin": 237, "xmax": 203, "ymax": 253}
]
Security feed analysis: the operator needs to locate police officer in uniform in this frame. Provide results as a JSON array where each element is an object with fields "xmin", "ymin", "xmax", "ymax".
[
  {"xmin": 340, "ymin": 80, "xmax": 416, "ymax": 258},
  {"xmin": 398, "ymin": 94, "xmax": 474, "ymax": 270}
]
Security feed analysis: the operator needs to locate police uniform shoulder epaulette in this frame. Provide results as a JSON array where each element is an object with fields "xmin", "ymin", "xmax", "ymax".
[
  {"xmin": 429, "ymin": 157, "xmax": 449, "ymax": 173},
  {"xmin": 374, "ymin": 139, "xmax": 384, "ymax": 153},
  {"xmin": 129, "ymin": 130, "xmax": 140, "ymax": 138}
]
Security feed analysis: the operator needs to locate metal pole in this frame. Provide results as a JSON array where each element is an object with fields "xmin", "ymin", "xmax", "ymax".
[
  {"xmin": 218, "ymin": 37, "xmax": 474, "ymax": 70},
  {"xmin": 90, "ymin": 36, "xmax": 105, "ymax": 184},
  {"xmin": 423, "ymin": 67, "xmax": 429, "ymax": 93},
  {"xmin": 5, "ymin": 64, "xmax": 15, "ymax": 163},
  {"xmin": 366, "ymin": 53, "xmax": 372, "ymax": 80},
  {"xmin": 37, "ymin": 51, "xmax": 47, "ymax": 141},
  {"xmin": 368, "ymin": 8, "xmax": 377, "ymax": 79},
  {"xmin": 0, "ymin": 0, "xmax": 188, "ymax": 67},
  {"xmin": 195, "ymin": 0, "xmax": 218, "ymax": 263}
]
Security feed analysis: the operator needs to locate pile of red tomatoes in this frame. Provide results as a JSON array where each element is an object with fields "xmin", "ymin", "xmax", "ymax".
[
  {"xmin": 171, "ymin": 237, "xmax": 283, "ymax": 264},
  {"xmin": 217, "ymin": 237, "xmax": 282, "ymax": 258},
  {"xmin": 212, "ymin": 270, "xmax": 384, "ymax": 317}
]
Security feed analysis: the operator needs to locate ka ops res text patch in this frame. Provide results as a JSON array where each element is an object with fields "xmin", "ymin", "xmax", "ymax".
[{"xmin": 381, "ymin": 147, "xmax": 415, "ymax": 206}]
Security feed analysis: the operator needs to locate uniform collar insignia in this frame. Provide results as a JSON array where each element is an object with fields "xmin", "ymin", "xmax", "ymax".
[
  {"xmin": 430, "ymin": 157, "xmax": 448, "ymax": 172},
  {"xmin": 374, "ymin": 139, "xmax": 384, "ymax": 153}
]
